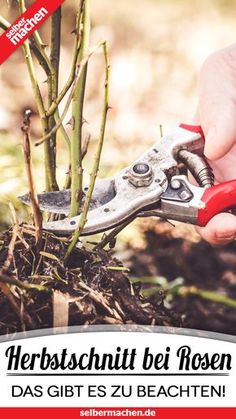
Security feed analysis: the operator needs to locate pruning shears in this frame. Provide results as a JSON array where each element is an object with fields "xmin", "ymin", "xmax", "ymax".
[{"xmin": 20, "ymin": 124, "xmax": 236, "ymax": 235}]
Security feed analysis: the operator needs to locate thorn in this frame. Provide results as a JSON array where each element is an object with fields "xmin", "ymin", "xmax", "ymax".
[
  {"xmin": 66, "ymin": 117, "xmax": 75, "ymax": 129},
  {"xmin": 76, "ymin": 190, "xmax": 83, "ymax": 203},
  {"xmin": 82, "ymin": 117, "xmax": 88, "ymax": 125}
]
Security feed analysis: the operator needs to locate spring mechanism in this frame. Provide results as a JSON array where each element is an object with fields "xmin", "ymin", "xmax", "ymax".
[{"xmin": 178, "ymin": 149, "xmax": 214, "ymax": 188}]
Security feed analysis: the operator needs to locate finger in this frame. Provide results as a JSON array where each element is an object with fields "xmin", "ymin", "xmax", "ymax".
[
  {"xmin": 196, "ymin": 212, "xmax": 236, "ymax": 245},
  {"xmin": 204, "ymin": 106, "xmax": 236, "ymax": 160},
  {"xmin": 192, "ymin": 108, "xmax": 200, "ymax": 124},
  {"xmin": 198, "ymin": 47, "xmax": 236, "ymax": 160}
]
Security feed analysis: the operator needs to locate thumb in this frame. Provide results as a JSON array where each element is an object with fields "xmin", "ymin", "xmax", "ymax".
[
  {"xmin": 204, "ymin": 106, "xmax": 236, "ymax": 160},
  {"xmin": 197, "ymin": 46, "xmax": 236, "ymax": 160}
]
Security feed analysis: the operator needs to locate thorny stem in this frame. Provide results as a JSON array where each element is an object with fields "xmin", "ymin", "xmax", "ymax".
[
  {"xmin": 21, "ymin": 111, "xmax": 42, "ymax": 244},
  {"xmin": 0, "ymin": 11, "xmax": 69, "ymax": 155},
  {"xmin": 40, "ymin": 2, "xmax": 86, "ymax": 164},
  {"xmin": 46, "ymin": 47, "xmax": 80, "ymax": 117},
  {"xmin": 32, "ymin": 31, "xmax": 52, "ymax": 75},
  {"xmin": 64, "ymin": 42, "xmax": 110, "ymax": 261},
  {"xmin": 54, "ymin": 111, "xmax": 71, "ymax": 147},
  {"xmin": 46, "ymin": 3, "xmax": 84, "ymax": 118},
  {"xmin": 46, "ymin": 7, "xmax": 62, "ymax": 191},
  {"xmin": 35, "ymin": 43, "xmax": 102, "ymax": 147},
  {"xmin": 18, "ymin": 1, "xmax": 56, "ymax": 192},
  {"xmin": 64, "ymin": 133, "xmax": 91, "ymax": 190},
  {"xmin": 30, "ymin": 18, "xmax": 59, "ymax": 191},
  {"xmin": 18, "ymin": 2, "xmax": 45, "ymax": 118},
  {"xmin": 31, "ymin": 29, "xmax": 70, "ymax": 151},
  {"xmin": 70, "ymin": 0, "xmax": 90, "ymax": 217}
]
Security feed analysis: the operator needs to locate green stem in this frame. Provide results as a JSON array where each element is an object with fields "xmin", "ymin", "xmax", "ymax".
[
  {"xmin": 35, "ymin": 43, "xmax": 102, "ymax": 147},
  {"xmin": 54, "ymin": 111, "xmax": 71, "ymax": 147},
  {"xmin": 179, "ymin": 286, "xmax": 236, "ymax": 309},
  {"xmin": 50, "ymin": 8, "xmax": 61, "ymax": 76},
  {"xmin": 18, "ymin": 4, "xmax": 45, "ymax": 118},
  {"xmin": 47, "ymin": 26, "xmax": 82, "ymax": 118},
  {"xmin": 0, "ymin": 274, "xmax": 47, "ymax": 292},
  {"xmin": 31, "ymin": 30, "xmax": 70, "ymax": 151},
  {"xmin": 45, "ymin": 7, "xmax": 62, "ymax": 191},
  {"xmin": 50, "ymin": 7, "xmax": 71, "ymax": 156},
  {"xmin": 70, "ymin": 0, "xmax": 90, "ymax": 217},
  {"xmin": 32, "ymin": 31, "xmax": 52, "ymax": 74},
  {"xmin": 21, "ymin": 111, "xmax": 43, "ymax": 244},
  {"xmin": 95, "ymin": 219, "xmax": 134, "ymax": 250},
  {"xmin": 18, "ymin": 1, "xmax": 57, "ymax": 192},
  {"xmin": 63, "ymin": 133, "xmax": 90, "ymax": 190},
  {"xmin": 44, "ymin": 3, "xmax": 85, "ymax": 162},
  {"xmin": 0, "ymin": 16, "xmax": 10, "ymax": 30},
  {"xmin": 64, "ymin": 41, "xmax": 110, "ymax": 261},
  {"xmin": 28, "ymin": 32, "xmax": 56, "ymax": 191}
]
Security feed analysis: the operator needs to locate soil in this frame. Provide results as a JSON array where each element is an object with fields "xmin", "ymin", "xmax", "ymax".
[
  {"xmin": 128, "ymin": 222, "xmax": 236, "ymax": 335},
  {"xmin": 0, "ymin": 226, "xmax": 180, "ymax": 335},
  {"xmin": 0, "ymin": 220, "xmax": 235, "ymax": 336}
]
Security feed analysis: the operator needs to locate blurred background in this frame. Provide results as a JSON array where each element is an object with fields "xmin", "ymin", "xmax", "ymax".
[
  {"xmin": 1, "ymin": 0, "xmax": 236, "ymax": 333},
  {"xmin": 1, "ymin": 0, "xmax": 236, "ymax": 204},
  {"xmin": 1, "ymin": 0, "xmax": 236, "ymax": 233}
]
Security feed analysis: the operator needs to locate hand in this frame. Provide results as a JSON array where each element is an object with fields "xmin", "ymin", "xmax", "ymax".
[{"xmin": 194, "ymin": 44, "xmax": 236, "ymax": 244}]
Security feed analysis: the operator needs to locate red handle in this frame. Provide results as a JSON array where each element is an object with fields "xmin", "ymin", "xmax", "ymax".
[
  {"xmin": 179, "ymin": 123, "xmax": 205, "ymax": 138},
  {"xmin": 179, "ymin": 124, "xmax": 236, "ymax": 226},
  {"xmin": 198, "ymin": 180, "xmax": 236, "ymax": 226}
]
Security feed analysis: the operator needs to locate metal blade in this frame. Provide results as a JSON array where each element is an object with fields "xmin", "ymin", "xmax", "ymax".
[
  {"xmin": 42, "ymin": 168, "xmax": 167, "ymax": 235},
  {"xmin": 19, "ymin": 178, "xmax": 116, "ymax": 215},
  {"xmin": 19, "ymin": 126, "xmax": 205, "ymax": 236}
]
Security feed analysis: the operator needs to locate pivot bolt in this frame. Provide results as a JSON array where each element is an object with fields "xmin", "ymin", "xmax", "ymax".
[
  {"xmin": 133, "ymin": 163, "xmax": 150, "ymax": 175},
  {"xmin": 128, "ymin": 162, "xmax": 153, "ymax": 187},
  {"xmin": 171, "ymin": 179, "xmax": 182, "ymax": 190}
]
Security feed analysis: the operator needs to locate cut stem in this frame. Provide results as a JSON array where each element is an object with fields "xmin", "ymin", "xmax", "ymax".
[{"xmin": 21, "ymin": 111, "xmax": 42, "ymax": 244}]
